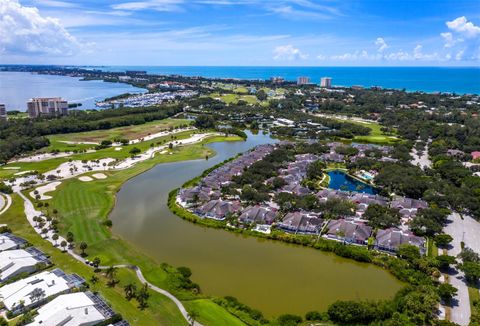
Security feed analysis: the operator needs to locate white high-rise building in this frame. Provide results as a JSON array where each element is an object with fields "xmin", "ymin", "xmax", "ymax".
[
  {"xmin": 27, "ymin": 97, "xmax": 68, "ymax": 118},
  {"xmin": 297, "ymin": 76, "xmax": 311, "ymax": 85},
  {"xmin": 320, "ymin": 77, "xmax": 332, "ymax": 88}
]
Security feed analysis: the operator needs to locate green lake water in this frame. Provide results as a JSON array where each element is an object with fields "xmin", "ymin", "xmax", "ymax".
[{"xmin": 110, "ymin": 131, "xmax": 402, "ymax": 317}]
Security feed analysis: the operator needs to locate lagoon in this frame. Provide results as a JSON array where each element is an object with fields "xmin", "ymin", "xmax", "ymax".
[
  {"xmin": 0, "ymin": 72, "xmax": 145, "ymax": 111},
  {"xmin": 110, "ymin": 131, "xmax": 401, "ymax": 317}
]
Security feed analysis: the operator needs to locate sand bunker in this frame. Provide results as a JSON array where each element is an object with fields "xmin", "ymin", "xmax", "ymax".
[
  {"xmin": 30, "ymin": 181, "xmax": 61, "ymax": 200},
  {"xmin": 92, "ymin": 173, "xmax": 107, "ymax": 180},
  {"xmin": 3, "ymin": 167, "xmax": 20, "ymax": 170},
  {"xmin": 79, "ymin": 176, "xmax": 94, "ymax": 182},
  {"xmin": 114, "ymin": 147, "xmax": 122, "ymax": 151},
  {"xmin": 14, "ymin": 170, "xmax": 33, "ymax": 176}
]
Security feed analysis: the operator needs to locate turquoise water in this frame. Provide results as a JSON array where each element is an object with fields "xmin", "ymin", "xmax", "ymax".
[
  {"xmin": 96, "ymin": 66, "xmax": 480, "ymax": 94},
  {"xmin": 328, "ymin": 170, "xmax": 378, "ymax": 194},
  {"xmin": 0, "ymin": 71, "xmax": 145, "ymax": 111}
]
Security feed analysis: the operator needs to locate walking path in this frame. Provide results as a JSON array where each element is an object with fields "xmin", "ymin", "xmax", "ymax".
[
  {"xmin": 0, "ymin": 193, "xmax": 12, "ymax": 216},
  {"xmin": 16, "ymin": 170, "xmax": 204, "ymax": 326},
  {"xmin": 443, "ymin": 212, "xmax": 479, "ymax": 325}
]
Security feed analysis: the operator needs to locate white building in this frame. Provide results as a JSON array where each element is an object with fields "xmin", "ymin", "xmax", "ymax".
[
  {"xmin": 28, "ymin": 292, "xmax": 115, "ymax": 326},
  {"xmin": 320, "ymin": 77, "xmax": 332, "ymax": 88},
  {"xmin": 0, "ymin": 248, "xmax": 48, "ymax": 282},
  {"xmin": 297, "ymin": 76, "xmax": 311, "ymax": 85},
  {"xmin": 0, "ymin": 268, "xmax": 84, "ymax": 313},
  {"xmin": 0, "ymin": 233, "xmax": 27, "ymax": 252},
  {"xmin": 27, "ymin": 97, "xmax": 68, "ymax": 118}
]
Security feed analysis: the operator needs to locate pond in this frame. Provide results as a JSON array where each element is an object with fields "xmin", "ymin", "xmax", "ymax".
[
  {"xmin": 328, "ymin": 170, "xmax": 379, "ymax": 194},
  {"xmin": 110, "ymin": 132, "xmax": 401, "ymax": 317}
]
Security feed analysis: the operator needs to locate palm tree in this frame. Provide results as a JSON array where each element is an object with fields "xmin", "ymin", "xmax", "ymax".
[
  {"xmin": 124, "ymin": 283, "xmax": 137, "ymax": 300},
  {"xmin": 60, "ymin": 240, "xmax": 67, "ymax": 252},
  {"xmin": 105, "ymin": 266, "xmax": 118, "ymax": 287},
  {"xmin": 79, "ymin": 242, "xmax": 88, "ymax": 256},
  {"xmin": 92, "ymin": 257, "xmax": 101, "ymax": 269},
  {"xmin": 188, "ymin": 310, "xmax": 199, "ymax": 326},
  {"xmin": 136, "ymin": 283, "xmax": 150, "ymax": 310},
  {"xmin": 52, "ymin": 234, "xmax": 59, "ymax": 246},
  {"xmin": 29, "ymin": 288, "xmax": 46, "ymax": 303},
  {"xmin": 90, "ymin": 274, "xmax": 99, "ymax": 284}
]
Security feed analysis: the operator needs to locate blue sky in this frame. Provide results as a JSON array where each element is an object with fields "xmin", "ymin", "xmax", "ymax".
[{"xmin": 1, "ymin": 0, "xmax": 480, "ymax": 66}]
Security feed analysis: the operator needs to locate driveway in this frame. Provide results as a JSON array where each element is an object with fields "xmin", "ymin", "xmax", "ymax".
[{"xmin": 443, "ymin": 212, "xmax": 480, "ymax": 325}]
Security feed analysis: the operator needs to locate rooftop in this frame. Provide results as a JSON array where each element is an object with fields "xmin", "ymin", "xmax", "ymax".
[{"xmin": 29, "ymin": 291, "xmax": 115, "ymax": 326}]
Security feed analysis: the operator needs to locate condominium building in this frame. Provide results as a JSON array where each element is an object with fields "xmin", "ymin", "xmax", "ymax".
[
  {"xmin": 27, "ymin": 97, "xmax": 68, "ymax": 118},
  {"xmin": 0, "ymin": 104, "xmax": 6, "ymax": 120},
  {"xmin": 320, "ymin": 77, "xmax": 332, "ymax": 88},
  {"xmin": 0, "ymin": 268, "xmax": 85, "ymax": 314},
  {"xmin": 28, "ymin": 291, "xmax": 116, "ymax": 326},
  {"xmin": 0, "ymin": 247, "xmax": 50, "ymax": 282},
  {"xmin": 0, "ymin": 233, "xmax": 27, "ymax": 252},
  {"xmin": 297, "ymin": 76, "xmax": 311, "ymax": 85}
]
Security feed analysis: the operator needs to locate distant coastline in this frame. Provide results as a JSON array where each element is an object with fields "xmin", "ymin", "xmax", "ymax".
[{"xmin": 93, "ymin": 65, "xmax": 480, "ymax": 94}]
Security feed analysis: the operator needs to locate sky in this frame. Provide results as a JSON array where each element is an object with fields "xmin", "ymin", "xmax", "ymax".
[{"xmin": 0, "ymin": 0, "xmax": 479, "ymax": 66}]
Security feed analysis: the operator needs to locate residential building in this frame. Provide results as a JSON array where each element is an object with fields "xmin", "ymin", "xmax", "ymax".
[
  {"xmin": 27, "ymin": 97, "xmax": 68, "ymax": 118},
  {"xmin": 0, "ymin": 268, "xmax": 85, "ymax": 314},
  {"xmin": 297, "ymin": 76, "xmax": 311, "ymax": 85},
  {"xmin": 0, "ymin": 247, "xmax": 50, "ymax": 282},
  {"xmin": 239, "ymin": 205, "xmax": 277, "ymax": 225},
  {"xmin": 320, "ymin": 77, "xmax": 332, "ymax": 88},
  {"xmin": 195, "ymin": 199, "xmax": 241, "ymax": 220},
  {"xmin": 0, "ymin": 233, "xmax": 27, "ymax": 252},
  {"xmin": 325, "ymin": 219, "xmax": 372, "ymax": 244},
  {"xmin": 278, "ymin": 211, "xmax": 324, "ymax": 234},
  {"xmin": 0, "ymin": 104, "xmax": 6, "ymax": 120},
  {"xmin": 28, "ymin": 291, "xmax": 116, "ymax": 326},
  {"xmin": 472, "ymin": 151, "xmax": 480, "ymax": 161},
  {"xmin": 375, "ymin": 228, "xmax": 426, "ymax": 254}
]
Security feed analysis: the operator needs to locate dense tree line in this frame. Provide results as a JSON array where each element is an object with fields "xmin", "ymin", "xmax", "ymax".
[{"xmin": 0, "ymin": 105, "xmax": 182, "ymax": 163}]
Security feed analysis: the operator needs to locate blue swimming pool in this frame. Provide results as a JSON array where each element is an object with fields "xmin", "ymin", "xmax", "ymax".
[{"xmin": 328, "ymin": 170, "xmax": 378, "ymax": 194}]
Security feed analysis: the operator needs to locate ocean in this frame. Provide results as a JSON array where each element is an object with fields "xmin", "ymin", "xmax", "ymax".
[{"xmin": 95, "ymin": 66, "xmax": 480, "ymax": 94}]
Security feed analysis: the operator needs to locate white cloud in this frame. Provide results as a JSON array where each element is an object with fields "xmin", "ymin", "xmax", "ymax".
[
  {"xmin": 413, "ymin": 44, "xmax": 438, "ymax": 60},
  {"xmin": 34, "ymin": 0, "xmax": 77, "ymax": 8},
  {"xmin": 273, "ymin": 44, "xmax": 308, "ymax": 61},
  {"xmin": 112, "ymin": 0, "xmax": 183, "ymax": 11},
  {"xmin": 440, "ymin": 32, "xmax": 456, "ymax": 48},
  {"xmin": 374, "ymin": 37, "xmax": 388, "ymax": 52},
  {"xmin": 0, "ymin": 0, "xmax": 85, "ymax": 55},
  {"xmin": 446, "ymin": 16, "xmax": 480, "ymax": 38}
]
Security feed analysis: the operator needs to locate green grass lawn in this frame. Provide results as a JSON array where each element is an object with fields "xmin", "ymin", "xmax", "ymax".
[
  {"xmin": 2, "ymin": 194, "xmax": 188, "ymax": 325},
  {"xmin": 208, "ymin": 93, "xmax": 263, "ymax": 105},
  {"xmin": 48, "ymin": 118, "xmax": 191, "ymax": 144},
  {"xmin": 350, "ymin": 120, "xmax": 401, "ymax": 144},
  {"xmin": 29, "ymin": 134, "xmax": 245, "ymax": 325},
  {"xmin": 183, "ymin": 299, "xmax": 247, "ymax": 326}
]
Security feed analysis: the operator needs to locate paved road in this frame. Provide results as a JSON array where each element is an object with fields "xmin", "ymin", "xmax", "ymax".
[{"xmin": 443, "ymin": 212, "xmax": 480, "ymax": 325}]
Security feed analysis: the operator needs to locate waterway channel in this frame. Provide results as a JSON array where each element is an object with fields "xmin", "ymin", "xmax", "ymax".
[{"xmin": 110, "ymin": 131, "xmax": 402, "ymax": 317}]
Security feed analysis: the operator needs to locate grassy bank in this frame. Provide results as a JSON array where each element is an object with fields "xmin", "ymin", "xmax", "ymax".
[
  {"xmin": 19, "ymin": 134, "xmax": 246, "ymax": 325},
  {"xmin": 2, "ymin": 194, "xmax": 188, "ymax": 325}
]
